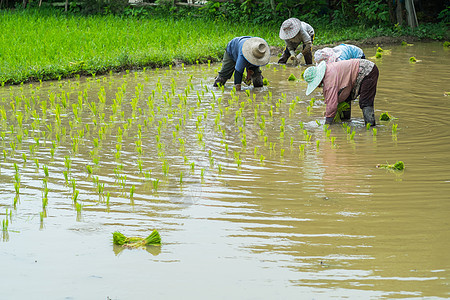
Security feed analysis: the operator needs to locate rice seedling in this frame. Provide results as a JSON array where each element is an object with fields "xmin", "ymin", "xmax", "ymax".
[
  {"xmin": 130, "ymin": 185, "xmax": 135, "ymax": 199},
  {"xmin": 2, "ymin": 218, "xmax": 8, "ymax": 233},
  {"xmin": 86, "ymin": 165, "xmax": 93, "ymax": 176},
  {"xmin": 392, "ymin": 123, "xmax": 398, "ymax": 133},
  {"xmin": 331, "ymin": 137, "xmax": 337, "ymax": 148},
  {"xmin": 73, "ymin": 190, "xmax": 79, "ymax": 203},
  {"xmin": 64, "ymin": 156, "xmax": 71, "ymax": 170},
  {"xmin": 42, "ymin": 196, "xmax": 48, "ymax": 210},
  {"xmin": 152, "ymin": 179, "xmax": 160, "ymax": 191},
  {"xmin": 76, "ymin": 202, "xmax": 82, "ymax": 215},
  {"xmin": 63, "ymin": 171, "xmax": 69, "ymax": 185}
]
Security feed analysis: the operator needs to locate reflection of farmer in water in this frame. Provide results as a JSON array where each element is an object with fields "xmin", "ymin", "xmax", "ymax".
[
  {"xmin": 278, "ymin": 18, "xmax": 315, "ymax": 65},
  {"xmin": 213, "ymin": 36, "xmax": 270, "ymax": 91},
  {"xmin": 304, "ymin": 59, "xmax": 379, "ymax": 126},
  {"xmin": 314, "ymin": 44, "xmax": 365, "ymax": 64}
]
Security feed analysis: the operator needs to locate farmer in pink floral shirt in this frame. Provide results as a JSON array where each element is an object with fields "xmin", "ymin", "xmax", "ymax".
[{"xmin": 304, "ymin": 59, "xmax": 379, "ymax": 126}]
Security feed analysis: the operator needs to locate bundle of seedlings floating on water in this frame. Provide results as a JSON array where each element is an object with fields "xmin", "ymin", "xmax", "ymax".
[
  {"xmin": 376, "ymin": 161, "xmax": 405, "ymax": 171},
  {"xmin": 113, "ymin": 229, "xmax": 161, "ymax": 248},
  {"xmin": 409, "ymin": 56, "xmax": 421, "ymax": 63},
  {"xmin": 375, "ymin": 47, "xmax": 383, "ymax": 59},
  {"xmin": 379, "ymin": 112, "xmax": 396, "ymax": 121}
]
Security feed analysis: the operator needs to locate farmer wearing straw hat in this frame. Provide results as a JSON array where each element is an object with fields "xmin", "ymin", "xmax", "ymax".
[
  {"xmin": 314, "ymin": 44, "xmax": 365, "ymax": 64},
  {"xmin": 213, "ymin": 36, "xmax": 270, "ymax": 91},
  {"xmin": 304, "ymin": 59, "xmax": 379, "ymax": 126},
  {"xmin": 278, "ymin": 18, "xmax": 315, "ymax": 65}
]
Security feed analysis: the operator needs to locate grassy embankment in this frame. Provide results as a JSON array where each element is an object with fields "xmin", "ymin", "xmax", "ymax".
[{"xmin": 1, "ymin": 8, "xmax": 447, "ymax": 85}]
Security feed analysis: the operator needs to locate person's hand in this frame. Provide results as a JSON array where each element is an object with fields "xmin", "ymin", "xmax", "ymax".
[
  {"xmin": 235, "ymin": 84, "xmax": 242, "ymax": 91},
  {"xmin": 290, "ymin": 56, "xmax": 300, "ymax": 65},
  {"xmin": 244, "ymin": 69, "xmax": 254, "ymax": 85}
]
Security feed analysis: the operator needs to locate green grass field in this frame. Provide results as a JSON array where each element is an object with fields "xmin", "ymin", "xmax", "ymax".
[{"xmin": 1, "ymin": 8, "xmax": 446, "ymax": 84}]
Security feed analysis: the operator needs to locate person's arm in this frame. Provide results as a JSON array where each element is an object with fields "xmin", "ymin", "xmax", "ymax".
[
  {"xmin": 323, "ymin": 86, "xmax": 340, "ymax": 121},
  {"xmin": 233, "ymin": 55, "xmax": 247, "ymax": 89},
  {"xmin": 301, "ymin": 40, "xmax": 312, "ymax": 56},
  {"xmin": 285, "ymin": 40, "xmax": 297, "ymax": 57}
]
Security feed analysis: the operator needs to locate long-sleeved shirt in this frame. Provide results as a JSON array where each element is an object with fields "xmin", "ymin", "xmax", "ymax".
[
  {"xmin": 322, "ymin": 59, "xmax": 374, "ymax": 118},
  {"xmin": 226, "ymin": 36, "xmax": 254, "ymax": 85},
  {"xmin": 322, "ymin": 60, "xmax": 360, "ymax": 118},
  {"xmin": 334, "ymin": 44, "xmax": 365, "ymax": 61},
  {"xmin": 285, "ymin": 22, "xmax": 314, "ymax": 54}
]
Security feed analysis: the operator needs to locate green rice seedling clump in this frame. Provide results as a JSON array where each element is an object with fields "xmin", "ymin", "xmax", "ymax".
[
  {"xmin": 288, "ymin": 74, "xmax": 297, "ymax": 81},
  {"xmin": 379, "ymin": 112, "xmax": 392, "ymax": 121},
  {"xmin": 409, "ymin": 56, "xmax": 417, "ymax": 62},
  {"xmin": 377, "ymin": 161, "xmax": 405, "ymax": 171},
  {"xmin": 443, "ymin": 41, "xmax": 450, "ymax": 47},
  {"xmin": 113, "ymin": 230, "xmax": 161, "ymax": 248},
  {"xmin": 334, "ymin": 102, "xmax": 350, "ymax": 122}
]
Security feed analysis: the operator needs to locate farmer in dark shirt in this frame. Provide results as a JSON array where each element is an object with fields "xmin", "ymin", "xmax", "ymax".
[{"xmin": 213, "ymin": 36, "xmax": 270, "ymax": 91}]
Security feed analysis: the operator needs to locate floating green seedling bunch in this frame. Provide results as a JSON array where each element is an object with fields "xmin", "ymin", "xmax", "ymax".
[
  {"xmin": 377, "ymin": 161, "xmax": 405, "ymax": 171},
  {"xmin": 113, "ymin": 230, "xmax": 161, "ymax": 248},
  {"xmin": 380, "ymin": 112, "xmax": 392, "ymax": 121},
  {"xmin": 288, "ymin": 74, "xmax": 297, "ymax": 81}
]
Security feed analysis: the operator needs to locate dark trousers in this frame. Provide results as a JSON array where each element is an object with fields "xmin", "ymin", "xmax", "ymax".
[
  {"xmin": 218, "ymin": 51, "xmax": 261, "ymax": 81},
  {"xmin": 359, "ymin": 65, "xmax": 379, "ymax": 109}
]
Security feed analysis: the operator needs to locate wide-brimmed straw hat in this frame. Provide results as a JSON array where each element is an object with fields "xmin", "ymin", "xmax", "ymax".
[
  {"xmin": 242, "ymin": 37, "xmax": 271, "ymax": 66},
  {"xmin": 304, "ymin": 61, "xmax": 327, "ymax": 95},
  {"xmin": 314, "ymin": 48, "xmax": 338, "ymax": 64},
  {"xmin": 279, "ymin": 18, "xmax": 302, "ymax": 40}
]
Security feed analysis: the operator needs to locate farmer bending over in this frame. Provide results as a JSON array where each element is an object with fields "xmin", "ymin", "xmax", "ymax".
[
  {"xmin": 278, "ymin": 18, "xmax": 314, "ymax": 65},
  {"xmin": 314, "ymin": 44, "xmax": 365, "ymax": 64},
  {"xmin": 213, "ymin": 36, "xmax": 270, "ymax": 91},
  {"xmin": 304, "ymin": 59, "xmax": 379, "ymax": 126}
]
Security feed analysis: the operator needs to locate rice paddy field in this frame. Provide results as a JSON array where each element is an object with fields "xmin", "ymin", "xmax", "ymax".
[{"xmin": 0, "ymin": 40, "xmax": 449, "ymax": 299}]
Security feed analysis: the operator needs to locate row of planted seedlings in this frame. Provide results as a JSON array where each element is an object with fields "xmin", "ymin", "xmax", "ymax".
[{"xmin": 0, "ymin": 61, "xmax": 398, "ymax": 240}]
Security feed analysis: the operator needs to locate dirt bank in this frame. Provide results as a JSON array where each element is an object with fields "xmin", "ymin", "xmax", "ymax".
[{"xmin": 270, "ymin": 36, "xmax": 435, "ymax": 55}]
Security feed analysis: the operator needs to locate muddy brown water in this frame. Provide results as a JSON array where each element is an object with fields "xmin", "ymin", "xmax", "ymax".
[{"xmin": 0, "ymin": 42, "xmax": 449, "ymax": 299}]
